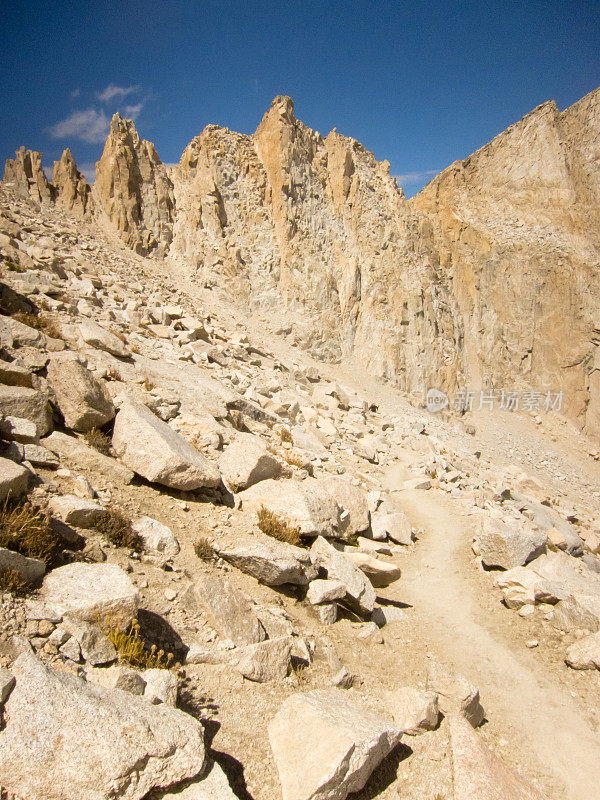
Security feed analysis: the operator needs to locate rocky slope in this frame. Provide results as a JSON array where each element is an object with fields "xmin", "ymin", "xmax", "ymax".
[{"xmin": 3, "ymin": 89, "xmax": 599, "ymax": 438}]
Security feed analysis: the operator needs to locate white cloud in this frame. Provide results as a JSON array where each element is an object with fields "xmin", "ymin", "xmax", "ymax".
[
  {"xmin": 46, "ymin": 108, "xmax": 110, "ymax": 144},
  {"xmin": 123, "ymin": 101, "xmax": 144, "ymax": 118},
  {"xmin": 395, "ymin": 169, "xmax": 439, "ymax": 185},
  {"xmin": 96, "ymin": 84, "xmax": 139, "ymax": 102}
]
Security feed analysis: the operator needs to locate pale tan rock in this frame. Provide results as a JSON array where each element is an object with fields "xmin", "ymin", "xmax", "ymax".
[
  {"xmin": 268, "ymin": 689, "xmax": 402, "ymax": 800},
  {"xmin": 0, "ymin": 546, "xmax": 45, "ymax": 583},
  {"xmin": 310, "ymin": 536, "xmax": 376, "ymax": 614},
  {"xmin": 450, "ymin": 715, "xmax": 550, "ymax": 799},
  {"xmin": 478, "ymin": 517, "xmax": 547, "ymax": 570},
  {"xmin": 42, "ymin": 430, "xmax": 134, "ymax": 484},
  {"xmin": 233, "ymin": 636, "xmax": 294, "ymax": 682},
  {"xmin": 112, "ymin": 397, "xmax": 220, "ymax": 491},
  {"xmin": 386, "ymin": 686, "xmax": 439, "ymax": 735},
  {"xmin": 187, "ymin": 573, "xmax": 266, "ymax": 646},
  {"xmin": 94, "ymin": 113, "xmax": 174, "ymax": 255},
  {"xmin": 131, "ymin": 516, "xmax": 180, "ymax": 557},
  {"xmin": 0, "ymin": 384, "xmax": 53, "ymax": 436},
  {"xmin": 47, "ymin": 354, "xmax": 115, "ymax": 432},
  {"xmin": 3, "ymin": 147, "xmax": 55, "ymax": 203},
  {"xmin": 52, "ymin": 148, "xmax": 91, "ymax": 216},
  {"xmin": 79, "ymin": 319, "xmax": 130, "ymax": 359},
  {"xmin": 0, "ymin": 456, "xmax": 29, "ymax": 501},
  {"xmin": 427, "ymin": 660, "xmax": 485, "ymax": 728},
  {"xmin": 219, "ymin": 431, "xmax": 281, "ymax": 492},
  {"xmin": 344, "ymin": 551, "xmax": 401, "ymax": 588},
  {"xmin": 0, "ymin": 652, "xmax": 205, "ymax": 800},
  {"xmin": 212, "ymin": 530, "xmax": 317, "ymax": 586},
  {"xmin": 565, "ymin": 631, "xmax": 600, "ymax": 669}
]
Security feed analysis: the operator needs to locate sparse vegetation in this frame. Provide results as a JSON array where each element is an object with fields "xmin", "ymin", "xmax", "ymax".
[
  {"xmin": 142, "ymin": 376, "xmax": 156, "ymax": 392},
  {"xmin": 194, "ymin": 537, "xmax": 216, "ymax": 561},
  {"xmin": 111, "ymin": 328, "xmax": 128, "ymax": 343},
  {"xmin": 83, "ymin": 427, "xmax": 112, "ymax": 456},
  {"xmin": 0, "ymin": 568, "xmax": 32, "ymax": 596},
  {"xmin": 11, "ymin": 310, "xmax": 63, "ymax": 339},
  {"xmin": 104, "ymin": 618, "xmax": 174, "ymax": 669},
  {"xmin": 279, "ymin": 427, "xmax": 293, "ymax": 444},
  {"xmin": 2, "ymin": 257, "xmax": 25, "ymax": 273},
  {"xmin": 106, "ymin": 365, "xmax": 123, "ymax": 381},
  {"xmin": 284, "ymin": 450, "xmax": 305, "ymax": 468},
  {"xmin": 257, "ymin": 505, "xmax": 302, "ymax": 546},
  {"xmin": 95, "ymin": 506, "xmax": 142, "ymax": 552},
  {"xmin": 0, "ymin": 497, "xmax": 61, "ymax": 564}
]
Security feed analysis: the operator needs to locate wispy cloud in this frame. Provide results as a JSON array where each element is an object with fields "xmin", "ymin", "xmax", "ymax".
[
  {"xmin": 47, "ymin": 108, "xmax": 110, "ymax": 144},
  {"xmin": 395, "ymin": 169, "xmax": 439, "ymax": 185},
  {"xmin": 96, "ymin": 84, "xmax": 139, "ymax": 102},
  {"xmin": 123, "ymin": 101, "xmax": 144, "ymax": 118},
  {"xmin": 70, "ymin": 88, "xmax": 81, "ymax": 99}
]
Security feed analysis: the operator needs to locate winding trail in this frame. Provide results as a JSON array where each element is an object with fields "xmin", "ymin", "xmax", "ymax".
[{"xmin": 391, "ymin": 486, "xmax": 600, "ymax": 800}]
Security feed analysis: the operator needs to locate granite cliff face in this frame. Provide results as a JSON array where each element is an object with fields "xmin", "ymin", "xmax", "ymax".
[
  {"xmin": 413, "ymin": 88, "xmax": 600, "ymax": 433},
  {"xmin": 2, "ymin": 89, "xmax": 599, "ymax": 434}
]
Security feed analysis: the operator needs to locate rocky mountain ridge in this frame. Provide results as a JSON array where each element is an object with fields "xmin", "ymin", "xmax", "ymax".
[{"xmin": 3, "ymin": 88, "xmax": 600, "ymax": 440}]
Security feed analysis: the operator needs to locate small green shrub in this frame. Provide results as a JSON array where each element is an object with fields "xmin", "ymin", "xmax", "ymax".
[
  {"xmin": 95, "ymin": 507, "xmax": 141, "ymax": 552},
  {"xmin": 0, "ymin": 498, "xmax": 61, "ymax": 564},
  {"xmin": 257, "ymin": 506, "xmax": 302, "ymax": 546}
]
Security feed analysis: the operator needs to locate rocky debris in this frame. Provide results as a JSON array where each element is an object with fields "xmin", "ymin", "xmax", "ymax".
[
  {"xmin": 212, "ymin": 531, "xmax": 317, "ymax": 586},
  {"xmin": 238, "ymin": 478, "xmax": 341, "ymax": 538},
  {"xmin": 386, "ymin": 686, "xmax": 439, "ymax": 735},
  {"xmin": 552, "ymin": 596, "xmax": 600, "ymax": 632},
  {"xmin": 46, "ymin": 354, "xmax": 115, "ymax": 432},
  {"xmin": 48, "ymin": 494, "xmax": 107, "ymax": 528},
  {"xmin": 219, "ymin": 431, "xmax": 282, "ymax": 492},
  {"xmin": 40, "ymin": 563, "xmax": 139, "ymax": 627},
  {"xmin": 233, "ymin": 636, "xmax": 294, "ymax": 682},
  {"xmin": 3, "ymin": 146, "xmax": 55, "ymax": 203},
  {"xmin": 316, "ymin": 603, "xmax": 338, "ymax": 624},
  {"xmin": 61, "ymin": 618, "xmax": 117, "ymax": 666},
  {"xmin": 306, "ymin": 578, "xmax": 346, "ymax": 605},
  {"xmin": 0, "ymin": 455, "xmax": 29, "ymax": 501},
  {"xmin": 43, "ymin": 430, "xmax": 134, "ymax": 484},
  {"xmin": 565, "ymin": 631, "xmax": 600, "ymax": 670},
  {"xmin": 494, "ymin": 566, "xmax": 565, "ymax": 609},
  {"xmin": 142, "ymin": 668, "xmax": 178, "ymax": 705},
  {"xmin": 310, "ymin": 536, "xmax": 376, "ymax": 614},
  {"xmin": 344, "ymin": 551, "xmax": 401, "ymax": 588},
  {"xmin": 268, "ymin": 688, "xmax": 402, "ymax": 800},
  {"xmin": 112, "ymin": 397, "xmax": 220, "ymax": 490},
  {"xmin": 0, "ymin": 384, "xmax": 53, "ymax": 436},
  {"xmin": 86, "ymin": 664, "xmax": 147, "ymax": 695},
  {"xmin": 0, "ymin": 414, "xmax": 38, "ymax": 443},
  {"xmin": 79, "ymin": 319, "xmax": 130, "ymax": 359},
  {"xmin": 0, "ymin": 652, "xmax": 205, "ymax": 800},
  {"xmin": 22, "ymin": 442, "xmax": 60, "ymax": 468},
  {"xmin": 450, "ymin": 715, "xmax": 550, "ymax": 799},
  {"xmin": 528, "ymin": 550, "xmax": 600, "ymax": 601},
  {"xmin": 186, "ymin": 573, "xmax": 266, "ymax": 645},
  {"xmin": 477, "ymin": 517, "xmax": 547, "ymax": 569},
  {"xmin": 160, "ymin": 760, "xmax": 238, "ymax": 800},
  {"xmin": 427, "ymin": 660, "xmax": 485, "ymax": 728},
  {"xmin": 132, "ymin": 516, "xmax": 180, "ymax": 557},
  {"xmin": 94, "ymin": 113, "xmax": 174, "ymax": 255},
  {"xmin": 52, "ymin": 148, "xmax": 91, "ymax": 216},
  {"xmin": 0, "ymin": 546, "xmax": 45, "ymax": 583}
]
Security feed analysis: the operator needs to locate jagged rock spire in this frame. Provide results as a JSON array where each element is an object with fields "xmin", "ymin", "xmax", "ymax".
[
  {"xmin": 3, "ymin": 147, "xmax": 55, "ymax": 204},
  {"xmin": 52, "ymin": 148, "xmax": 91, "ymax": 217}
]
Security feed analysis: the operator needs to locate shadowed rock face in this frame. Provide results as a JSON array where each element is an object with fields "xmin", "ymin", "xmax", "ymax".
[{"xmin": 3, "ymin": 89, "xmax": 599, "ymax": 435}]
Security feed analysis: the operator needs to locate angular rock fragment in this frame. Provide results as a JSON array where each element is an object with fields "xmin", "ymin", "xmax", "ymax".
[
  {"xmin": 132, "ymin": 516, "xmax": 180, "ymax": 557},
  {"xmin": 0, "ymin": 456, "xmax": 29, "ymax": 501},
  {"xmin": 219, "ymin": 431, "xmax": 281, "ymax": 492},
  {"xmin": 310, "ymin": 536, "xmax": 376, "ymax": 614},
  {"xmin": 213, "ymin": 531, "xmax": 317, "ymax": 586},
  {"xmin": 427, "ymin": 660, "xmax": 485, "ymax": 728},
  {"xmin": 187, "ymin": 573, "xmax": 266, "ymax": 646},
  {"xmin": 47, "ymin": 354, "xmax": 115, "ymax": 432},
  {"xmin": 565, "ymin": 631, "xmax": 600, "ymax": 670},
  {"xmin": 386, "ymin": 686, "xmax": 439, "ymax": 735},
  {"xmin": 478, "ymin": 517, "xmax": 546, "ymax": 570},
  {"xmin": 233, "ymin": 636, "xmax": 294, "ymax": 682}
]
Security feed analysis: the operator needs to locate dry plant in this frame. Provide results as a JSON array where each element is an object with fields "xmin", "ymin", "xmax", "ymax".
[
  {"xmin": 194, "ymin": 537, "xmax": 216, "ymax": 561},
  {"xmin": 0, "ymin": 497, "xmax": 61, "ymax": 564},
  {"xmin": 12, "ymin": 311, "xmax": 62, "ymax": 338},
  {"xmin": 95, "ymin": 506, "xmax": 141, "ymax": 552},
  {"xmin": 257, "ymin": 506, "xmax": 302, "ymax": 546},
  {"xmin": 104, "ymin": 618, "xmax": 174, "ymax": 669},
  {"xmin": 0, "ymin": 568, "xmax": 32, "ymax": 596},
  {"xmin": 279, "ymin": 427, "xmax": 293, "ymax": 444},
  {"xmin": 83, "ymin": 427, "xmax": 112, "ymax": 456}
]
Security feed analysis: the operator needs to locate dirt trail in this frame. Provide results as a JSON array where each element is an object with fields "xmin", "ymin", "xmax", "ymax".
[{"xmin": 390, "ymin": 486, "xmax": 600, "ymax": 800}]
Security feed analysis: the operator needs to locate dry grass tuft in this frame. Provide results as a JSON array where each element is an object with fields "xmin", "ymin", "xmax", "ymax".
[
  {"xmin": 104, "ymin": 618, "xmax": 174, "ymax": 669},
  {"xmin": 95, "ymin": 506, "xmax": 141, "ymax": 552},
  {"xmin": 83, "ymin": 427, "xmax": 112, "ymax": 456},
  {"xmin": 257, "ymin": 506, "xmax": 302, "ymax": 546},
  {"xmin": 0, "ymin": 568, "xmax": 32, "ymax": 596},
  {"xmin": 194, "ymin": 537, "xmax": 216, "ymax": 561},
  {"xmin": 12, "ymin": 311, "xmax": 62, "ymax": 339},
  {"xmin": 279, "ymin": 427, "xmax": 293, "ymax": 444},
  {"xmin": 284, "ymin": 451, "xmax": 305, "ymax": 468},
  {"xmin": 0, "ymin": 498, "xmax": 61, "ymax": 564}
]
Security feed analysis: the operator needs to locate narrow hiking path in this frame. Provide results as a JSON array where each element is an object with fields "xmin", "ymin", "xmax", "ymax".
[{"xmin": 390, "ymin": 486, "xmax": 600, "ymax": 800}]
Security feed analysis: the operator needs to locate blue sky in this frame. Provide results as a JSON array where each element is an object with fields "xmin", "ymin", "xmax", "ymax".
[{"xmin": 1, "ymin": 0, "xmax": 599, "ymax": 196}]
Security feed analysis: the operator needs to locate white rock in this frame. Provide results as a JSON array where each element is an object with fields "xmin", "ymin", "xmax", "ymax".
[
  {"xmin": 112, "ymin": 398, "xmax": 220, "ymax": 490},
  {"xmin": 386, "ymin": 686, "xmax": 439, "ymax": 735},
  {"xmin": 48, "ymin": 494, "xmax": 107, "ymax": 528},
  {"xmin": 132, "ymin": 516, "xmax": 180, "ymax": 557},
  {"xmin": 307, "ymin": 578, "xmax": 346, "ymax": 604},
  {"xmin": 219, "ymin": 432, "xmax": 282, "ymax": 492},
  {"xmin": 47, "ymin": 355, "xmax": 115, "ymax": 433},
  {"xmin": 233, "ymin": 636, "xmax": 294, "ymax": 682},
  {"xmin": 344, "ymin": 552, "xmax": 401, "ymax": 588},
  {"xmin": 565, "ymin": 631, "xmax": 600, "ymax": 669},
  {"xmin": 268, "ymin": 689, "xmax": 402, "ymax": 800},
  {"xmin": 310, "ymin": 536, "xmax": 376, "ymax": 615},
  {"xmin": 41, "ymin": 563, "xmax": 139, "ymax": 627},
  {"xmin": 161, "ymin": 761, "xmax": 238, "ymax": 800},
  {"xmin": 0, "ymin": 652, "xmax": 205, "ymax": 800},
  {"xmin": 143, "ymin": 668, "xmax": 178, "ymax": 705},
  {"xmin": 79, "ymin": 319, "xmax": 130, "ymax": 358},
  {"xmin": 0, "ymin": 456, "xmax": 29, "ymax": 502},
  {"xmin": 478, "ymin": 517, "xmax": 547, "ymax": 569},
  {"xmin": 427, "ymin": 660, "xmax": 485, "ymax": 728},
  {"xmin": 213, "ymin": 531, "xmax": 317, "ymax": 586}
]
